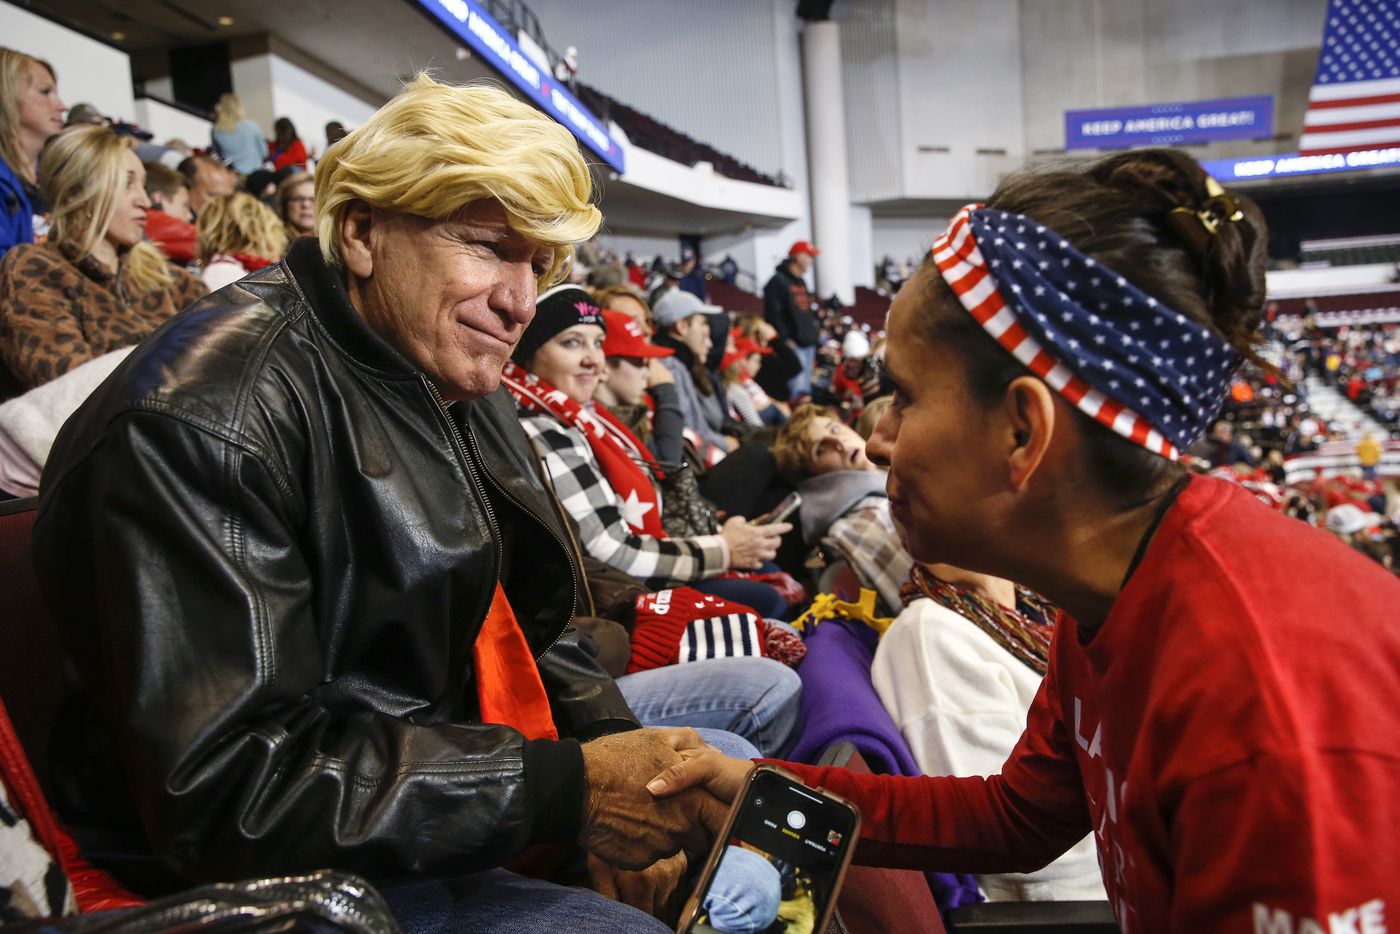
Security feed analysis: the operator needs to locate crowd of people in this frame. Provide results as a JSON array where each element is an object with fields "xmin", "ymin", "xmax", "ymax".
[
  {"xmin": 1291, "ymin": 315, "xmax": 1400, "ymax": 430},
  {"xmin": 0, "ymin": 54, "xmax": 352, "ymax": 398},
  {"xmin": 1, "ymin": 43, "xmax": 1398, "ymax": 934}
]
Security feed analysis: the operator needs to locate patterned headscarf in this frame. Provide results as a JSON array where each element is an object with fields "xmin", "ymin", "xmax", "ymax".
[{"xmin": 931, "ymin": 205, "xmax": 1241, "ymax": 459}]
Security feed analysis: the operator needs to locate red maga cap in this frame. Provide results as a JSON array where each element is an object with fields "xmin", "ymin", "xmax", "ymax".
[{"xmin": 602, "ymin": 309, "xmax": 673, "ymax": 359}]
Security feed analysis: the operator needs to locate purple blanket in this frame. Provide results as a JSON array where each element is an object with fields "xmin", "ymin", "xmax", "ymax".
[{"xmin": 789, "ymin": 616, "xmax": 982, "ymax": 913}]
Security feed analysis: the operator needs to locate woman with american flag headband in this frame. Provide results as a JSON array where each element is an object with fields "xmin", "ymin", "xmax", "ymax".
[{"xmin": 650, "ymin": 147, "xmax": 1400, "ymax": 931}]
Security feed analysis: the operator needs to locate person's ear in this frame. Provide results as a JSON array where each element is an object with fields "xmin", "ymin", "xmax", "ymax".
[
  {"xmin": 1003, "ymin": 375, "xmax": 1055, "ymax": 490},
  {"xmin": 339, "ymin": 201, "xmax": 374, "ymax": 280}
]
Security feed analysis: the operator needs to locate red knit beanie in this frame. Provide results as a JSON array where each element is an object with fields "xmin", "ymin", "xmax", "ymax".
[{"xmin": 626, "ymin": 587, "xmax": 768, "ymax": 674}]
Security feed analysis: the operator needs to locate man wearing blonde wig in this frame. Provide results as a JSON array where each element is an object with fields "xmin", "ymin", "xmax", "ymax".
[{"xmin": 34, "ymin": 75, "xmax": 727, "ymax": 932}]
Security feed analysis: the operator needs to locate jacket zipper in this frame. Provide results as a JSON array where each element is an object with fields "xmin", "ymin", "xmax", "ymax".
[
  {"xmin": 463, "ymin": 421, "xmax": 581, "ymax": 661},
  {"xmin": 423, "ymin": 377, "xmax": 503, "ymax": 598},
  {"xmin": 526, "ymin": 441, "xmax": 596, "ymax": 616},
  {"xmin": 425, "ymin": 378, "xmax": 580, "ymax": 661}
]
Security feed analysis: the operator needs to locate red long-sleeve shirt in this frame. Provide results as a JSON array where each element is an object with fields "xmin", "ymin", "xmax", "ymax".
[
  {"xmin": 785, "ymin": 476, "xmax": 1400, "ymax": 932},
  {"xmin": 269, "ymin": 139, "xmax": 307, "ymax": 172}
]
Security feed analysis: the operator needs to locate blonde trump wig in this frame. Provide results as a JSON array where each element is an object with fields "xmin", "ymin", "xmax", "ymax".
[
  {"xmin": 41, "ymin": 124, "xmax": 173, "ymax": 295},
  {"xmin": 196, "ymin": 192, "xmax": 289, "ymax": 263},
  {"xmin": 314, "ymin": 73, "xmax": 600, "ymax": 285}
]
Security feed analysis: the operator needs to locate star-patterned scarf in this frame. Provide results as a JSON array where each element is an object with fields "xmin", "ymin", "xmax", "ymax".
[
  {"xmin": 931, "ymin": 205, "xmax": 1242, "ymax": 459},
  {"xmin": 502, "ymin": 360, "xmax": 667, "ymax": 536}
]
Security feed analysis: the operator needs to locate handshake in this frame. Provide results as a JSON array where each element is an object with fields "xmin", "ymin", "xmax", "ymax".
[{"xmin": 578, "ymin": 727, "xmax": 753, "ymax": 921}]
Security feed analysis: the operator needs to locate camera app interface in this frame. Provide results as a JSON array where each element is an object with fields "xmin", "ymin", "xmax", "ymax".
[{"xmin": 685, "ymin": 771, "xmax": 855, "ymax": 934}]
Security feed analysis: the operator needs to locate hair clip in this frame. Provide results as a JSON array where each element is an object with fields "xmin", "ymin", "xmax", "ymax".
[{"xmin": 1166, "ymin": 175, "xmax": 1244, "ymax": 254}]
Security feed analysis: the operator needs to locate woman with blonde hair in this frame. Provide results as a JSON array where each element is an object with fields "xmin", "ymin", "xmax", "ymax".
[
  {"xmin": 275, "ymin": 170, "xmax": 315, "ymax": 242},
  {"xmin": 196, "ymin": 191, "xmax": 289, "ymax": 290},
  {"xmin": 210, "ymin": 92, "xmax": 267, "ymax": 175},
  {"xmin": 593, "ymin": 282, "xmax": 654, "ymax": 335},
  {"xmin": 0, "ymin": 125, "xmax": 205, "ymax": 389},
  {"xmin": 0, "ymin": 47, "xmax": 65, "ymax": 257}
]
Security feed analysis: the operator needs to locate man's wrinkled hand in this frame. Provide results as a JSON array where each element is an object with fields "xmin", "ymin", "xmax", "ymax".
[
  {"xmin": 580, "ymin": 728, "xmax": 729, "ymax": 870},
  {"xmin": 587, "ymin": 851, "xmax": 688, "ymax": 924}
]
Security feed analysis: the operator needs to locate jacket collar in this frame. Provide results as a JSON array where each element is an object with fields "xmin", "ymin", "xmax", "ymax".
[
  {"xmin": 282, "ymin": 236, "xmax": 420, "ymax": 378},
  {"xmin": 652, "ymin": 330, "xmax": 695, "ymax": 368}
]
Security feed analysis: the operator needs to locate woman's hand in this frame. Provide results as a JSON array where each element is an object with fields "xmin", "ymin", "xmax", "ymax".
[
  {"xmin": 719, "ymin": 516, "xmax": 791, "ymax": 570},
  {"xmin": 647, "ymin": 749, "xmax": 755, "ymax": 806},
  {"xmin": 647, "ymin": 358, "xmax": 674, "ymax": 387}
]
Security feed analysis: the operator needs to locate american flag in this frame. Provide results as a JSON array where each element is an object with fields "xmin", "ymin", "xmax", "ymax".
[{"xmin": 1300, "ymin": 0, "xmax": 1400, "ymax": 156}]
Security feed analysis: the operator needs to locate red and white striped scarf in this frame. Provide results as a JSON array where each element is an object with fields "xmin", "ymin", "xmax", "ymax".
[{"xmin": 501, "ymin": 360, "xmax": 667, "ymax": 537}]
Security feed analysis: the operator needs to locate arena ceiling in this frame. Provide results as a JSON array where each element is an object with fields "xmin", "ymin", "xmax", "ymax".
[
  {"xmin": 25, "ymin": 0, "xmax": 497, "ymax": 103},
  {"xmin": 22, "ymin": 0, "xmax": 805, "ymax": 236}
]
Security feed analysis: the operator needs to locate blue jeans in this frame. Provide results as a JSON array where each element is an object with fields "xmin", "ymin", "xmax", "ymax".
[
  {"xmin": 378, "ymin": 727, "xmax": 756, "ymax": 933},
  {"xmin": 704, "ymin": 845, "xmax": 783, "ymax": 933},
  {"xmin": 692, "ymin": 575, "xmax": 787, "ymax": 620},
  {"xmin": 380, "ymin": 868, "xmax": 671, "ymax": 933},
  {"xmin": 787, "ymin": 343, "xmax": 817, "ymax": 398},
  {"xmin": 617, "ymin": 656, "xmax": 800, "ymax": 757}
]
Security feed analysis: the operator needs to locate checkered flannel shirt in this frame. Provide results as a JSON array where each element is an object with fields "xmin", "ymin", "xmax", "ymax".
[
  {"xmin": 519, "ymin": 414, "xmax": 727, "ymax": 589},
  {"xmin": 824, "ymin": 495, "xmax": 914, "ymax": 614}
]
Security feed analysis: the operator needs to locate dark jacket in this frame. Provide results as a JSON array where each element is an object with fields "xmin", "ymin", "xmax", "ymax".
[
  {"xmin": 602, "ymin": 382, "xmax": 685, "ymax": 466},
  {"xmin": 33, "ymin": 237, "xmax": 637, "ymax": 889},
  {"xmin": 763, "ymin": 262, "xmax": 819, "ymax": 348}
]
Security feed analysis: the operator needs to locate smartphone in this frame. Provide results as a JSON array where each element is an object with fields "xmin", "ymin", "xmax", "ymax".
[
  {"xmin": 757, "ymin": 492, "xmax": 802, "ymax": 526},
  {"xmin": 675, "ymin": 765, "xmax": 860, "ymax": 934}
]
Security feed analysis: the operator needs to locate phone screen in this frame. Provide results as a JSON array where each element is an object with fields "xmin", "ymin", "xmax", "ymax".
[{"xmin": 680, "ymin": 768, "xmax": 858, "ymax": 934}]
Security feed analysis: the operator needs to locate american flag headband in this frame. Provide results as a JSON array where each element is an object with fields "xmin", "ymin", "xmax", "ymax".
[{"xmin": 930, "ymin": 205, "xmax": 1241, "ymax": 460}]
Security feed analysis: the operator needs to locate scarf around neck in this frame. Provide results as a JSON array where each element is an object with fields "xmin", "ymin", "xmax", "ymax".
[
  {"xmin": 502, "ymin": 360, "xmax": 667, "ymax": 537},
  {"xmin": 901, "ymin": 564, "xmax": 1056, "ymax": 675}
]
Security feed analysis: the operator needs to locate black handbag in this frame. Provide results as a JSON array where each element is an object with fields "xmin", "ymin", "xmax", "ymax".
[{"xmin": 659, "ymin": 452, "xmax": 720, "ymax": 539}]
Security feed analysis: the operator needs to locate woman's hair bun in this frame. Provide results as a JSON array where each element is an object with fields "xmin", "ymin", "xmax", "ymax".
[
  {"xmin": 988, "ymin": 147, "xmax": 1268, "ymax": 362},
  {"xmin": 1090, "ymin": 149, "xmax": 1268, "ymax": 356}
]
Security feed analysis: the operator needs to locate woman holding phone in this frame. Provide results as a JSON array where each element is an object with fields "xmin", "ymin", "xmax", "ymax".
[
  {"xmin": 506, "ymin": 284, "xmax": 792, "ymax": 614},
  {"xmin": 649, "ymin": 148, "xmax": 1400, "ymax": 930}
]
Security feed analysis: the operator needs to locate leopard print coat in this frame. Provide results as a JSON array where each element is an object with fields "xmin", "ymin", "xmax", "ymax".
[{"xmin": 0, "ymin": 241, "xmax": 206, "ymax": 390}]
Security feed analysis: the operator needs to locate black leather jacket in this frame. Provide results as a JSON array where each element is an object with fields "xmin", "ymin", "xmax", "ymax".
[{"xmin": 33, "ymin": 237, "xmax": 638, "ymax": 887}]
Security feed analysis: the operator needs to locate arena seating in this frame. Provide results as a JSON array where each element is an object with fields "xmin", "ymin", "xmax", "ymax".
[
  {"xmin": 846, "ymin": 286, "xmax": 892, "ymax": 330},
  {"xmin": 1270, "ymin": 289, "xmax": 1400, "ymax": 317},
  {"xmin": 576, "ymin": 83, "xmax": 786, "ymax": 188},
  {"xmin": 1299, "ymin": 234, "xmax": 1400, "ymax": 268},
  {"xmin": 0, "ymin": 497, "xmax": 63, "ymax": 800},
  {"xmin": 705, "ymin": 277, "xmax": 763, "ymax": 315}
]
